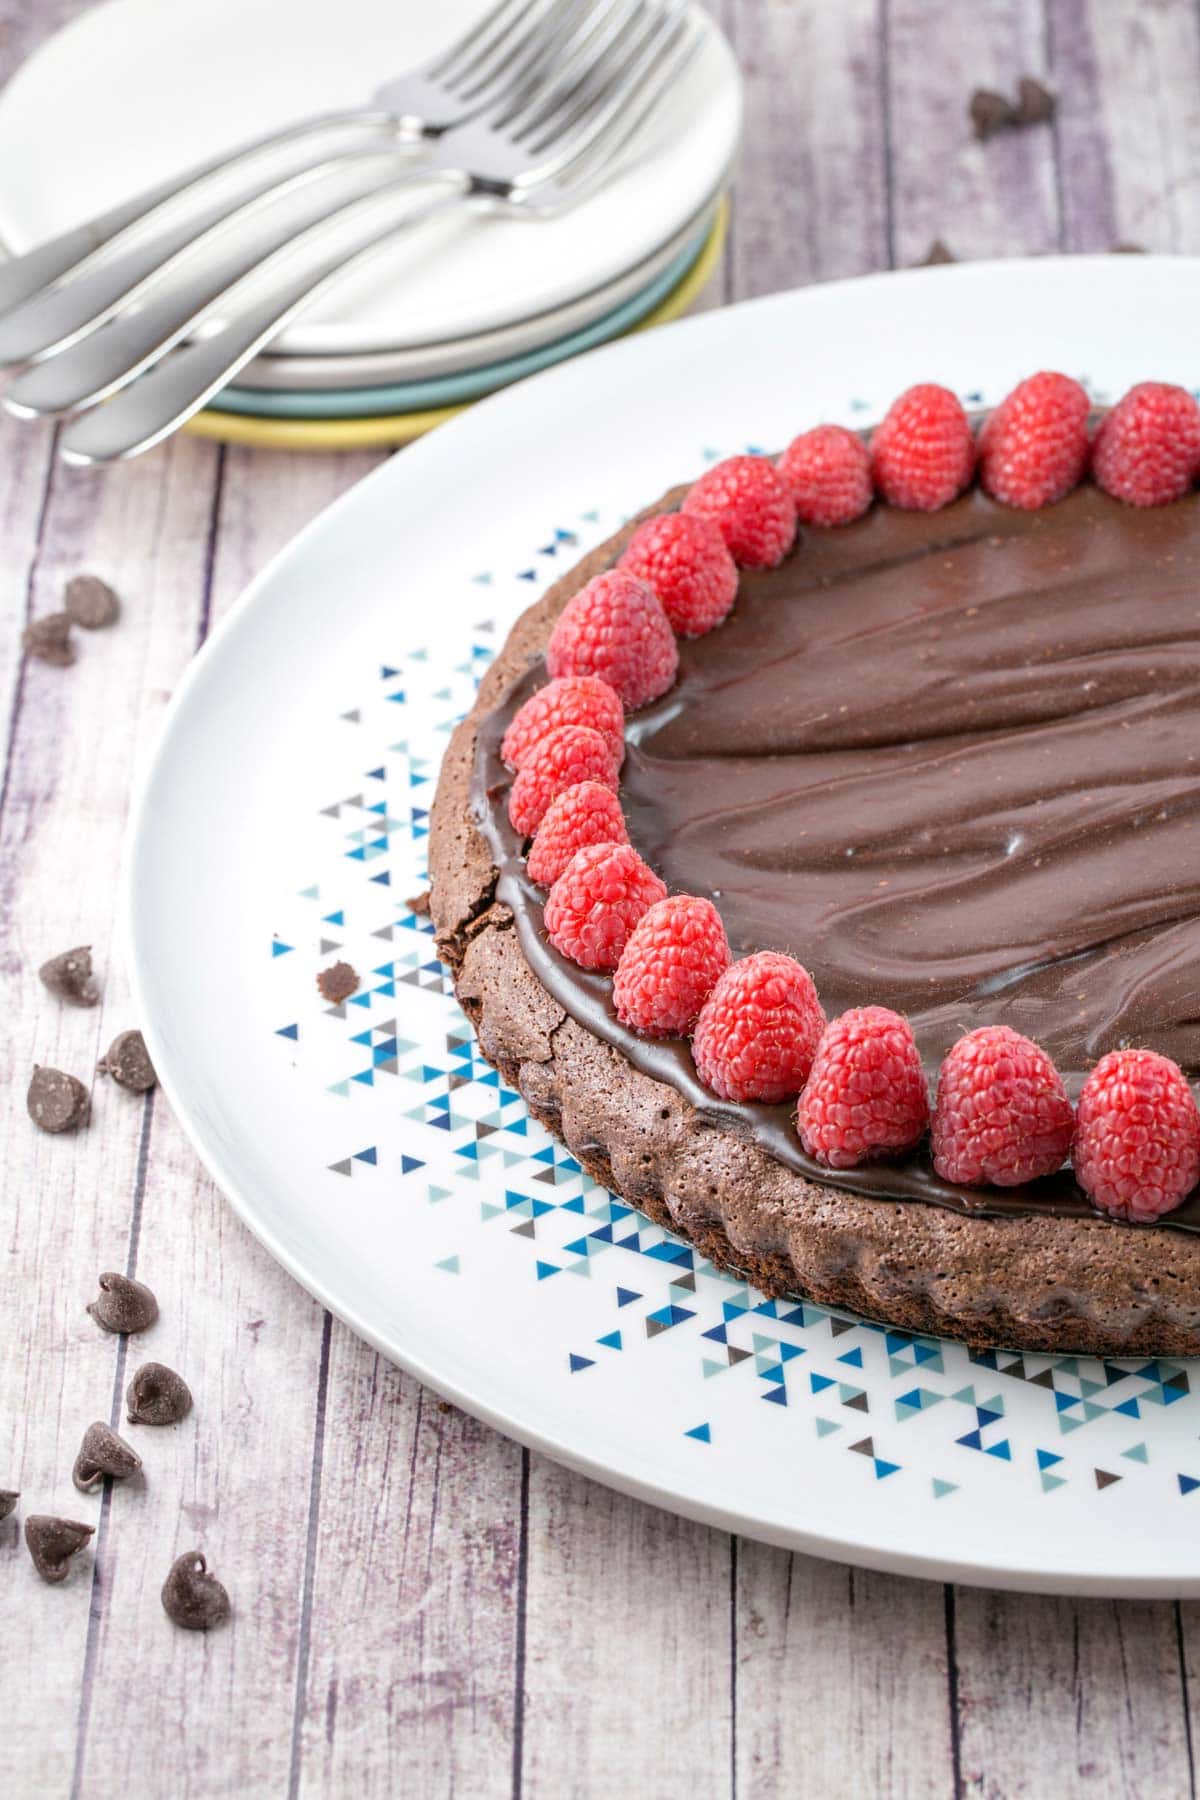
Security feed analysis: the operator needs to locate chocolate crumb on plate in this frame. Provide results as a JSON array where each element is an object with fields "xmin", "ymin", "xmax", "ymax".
[
  {"xmin": 27, "ymin": 1065, "xmax": 89, "ymax": 1133},
  {"xmin": 317, "ymin": 959, "xmax": 359, "ymax": 1004},
  {"xmin": 0, "ymin": 1490, "xmax": 18, "ymax": 1522},
  {"xmin": 25, "ymin": 1515, "xmax": 94, "ymax": 1584},
  {"xmin": 969, "ymin": 87, "xmax": 1018, "ymax": 140},
  {"xmin": 64, "ymin": 574, "xmax": 120, "ymax": 630},
  {"xmin": 1015, "ymin": 75, "xmax": 1057, "ymax": 126},
  {"xmin": 87, "ymin": 1271, "xmax": 159, "ymax": 1335},
  {"xmin": 161, "ymin": 1551, "xmax": 231, "ymax": 1630},
  {"xmin": 72, "ymin": 1421, "xmax": 142, "ymax": 1493},
  {"xmin": 127, "ymin": 1362, "xmax": 192, "ymax": 1426},
  {"xmin": 919, "ymin": 239, "xmax": 956, "ymax": 266},
  {"xmin": 98, "ymin": 1028, "xmax": 156, "ymax": 1092},
  {"xmin": 38, "ymin": 945, "xmax": 99, "ymax": 1007},
  {"xmin": 22, "ymin": 611, "xmax": 75, "ymax": 666}
]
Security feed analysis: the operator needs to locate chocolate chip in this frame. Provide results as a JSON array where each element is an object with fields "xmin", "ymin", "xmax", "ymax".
[
  {"xmin": 38, "ymin": 945, "xmax": 99, "ymax": 1007},
  {"xmin": 25, "ymin": 1514, "xmax": 94, "ymax": 1583},
  {"xmin": 87, "ymin": 1271, "xmax": 158, "ymax": 1335},
  {"xmin": 72, "ymin": 1421, "xmax": 142, "ymax": 1493},
  {"xmin": 64, "ymin": 574, "xmax": 120, "ymax": 630},
  {"xmin": 919, "ymin": 239, "xmax": 956, "ymax": 266},
  {"xmin": 22, "ymin": 611, "xmax": 75, "ymax": 666},
  {"xmin": 127, "ymin": 1362, "xmax": 192, "ymax": 1426},
  {"xmin": 27, "ymin": 1065, "xmax": 89, "ymax": 1133},
  {"xmin": 161, "ymin": 1551, "xmax": 231, "ymax": 1630},
  {"xmin": 1015, "ymin": 75, "xmax": 1057, "ymax": 127},
  {"xmin": 0, "ymin": 1490, "xmax": 18, "ymax": 1522},
  {"xmin": 969, "ymin": 87, "xmax": 1018, "ymax": 141},
  {"xmin": 98, "ymin": 1028, "xmax": 156, "ymax": 1093},
  {"xmin": 317, "ymin": 960, "xmax": 359, "ymax": 1004},
  {"xmin": 1113, "ymin": 242, "xmax": 1146, "ymax": 254}
]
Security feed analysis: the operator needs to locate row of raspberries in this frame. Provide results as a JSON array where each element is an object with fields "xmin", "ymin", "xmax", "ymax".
[{"xmin": 495, "ymin": 372, "xmax": 1200, "ymax": 1225}]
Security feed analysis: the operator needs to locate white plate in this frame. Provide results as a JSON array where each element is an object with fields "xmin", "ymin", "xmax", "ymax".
[
  {"xmin": 0, "ymin": 0, "xmax": 740, "ymax": 357},
  {"xmin": 128, "ymin": 257, "xmax": 1200, "ymax": 1595},
  {"xmin": 233, "ymin": 190, "xmax": 726, "ymax": 391}
]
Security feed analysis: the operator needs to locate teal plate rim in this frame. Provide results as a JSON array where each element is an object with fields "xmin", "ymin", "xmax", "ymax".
[{"xmin": 211, "ymin": 214, "xmax": 716, "ymax": 420}]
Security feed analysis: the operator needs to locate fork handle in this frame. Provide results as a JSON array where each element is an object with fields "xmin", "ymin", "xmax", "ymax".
[
  {"xmin": 5, "ymin": 158, "xmax": 433, "ymax": 418},
  {"xmin": 0, "ymin": 108, "xmax": 391, "ymax": 322},
  {"xmin": 59, "ymin": 170, "xmax": 473, "ymax": 466}
]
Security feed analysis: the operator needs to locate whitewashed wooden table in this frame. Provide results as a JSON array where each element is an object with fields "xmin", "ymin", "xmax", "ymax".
[{"xmin": 6, "ymin": 2, "xmax": 1200, "ymax": 1794}]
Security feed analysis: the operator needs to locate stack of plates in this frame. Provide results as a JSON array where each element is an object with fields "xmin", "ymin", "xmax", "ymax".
[{"xmin": 0, "ymin": 0, "xmax": 741, "ymax": 451}]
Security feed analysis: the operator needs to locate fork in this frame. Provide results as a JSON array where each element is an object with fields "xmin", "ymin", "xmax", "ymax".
[
  {"xmin": 3, "ymin": 0, "xmax": 644, "ymax": 410},
  {"xmin": 52, "ymin": 0, "xmax": 701, "ymax": 464},
  {"xmin": 0, "ymin": 0, "xmax": 611, "ymax": 364}
]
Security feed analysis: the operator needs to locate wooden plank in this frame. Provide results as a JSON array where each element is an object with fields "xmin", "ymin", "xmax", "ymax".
[
  {"xmin": 1049, "ymin": 0, "xmax": 1200, "ymax": 251},
  {"xmin": 54, "ymin": 446, "xmax": 388, "ymax": 1800},
  {"xmin": 734, "ymin": 1546, "xmax": 956, "ymax": 1798},
  {"xmin": 886, "ymin": 0, "xmax": 1060, "ymax": 265},
  {"xmin": 294, "ymin": 1356, "xmax": 522, "ymax": 1798},
  {"xmin": 954, "ymin": 1589, "xmax": 1193, "ymax": 1795},
  {"xmin": 713, "ymin": 0, "xmax": 890, "ymax": 297},
  {"xmin": 521, "ymin": 1458, "xmax": 734, "ymax": 1800},
  {"xmin": 0, "ymin": 425, "xmax": 223, "ymax": 1796}
]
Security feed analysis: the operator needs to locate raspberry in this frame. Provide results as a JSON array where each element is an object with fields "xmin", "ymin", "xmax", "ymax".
[
  {"xmin": 797, "ymin": 1006, "xmax": 929, "ymax": 1169},
  {"xmin": 543, "ymin": 842, "xmax": 667, "ymax": 972},
  {"xmin": 777, "ymin": 425, "xmax": 873, "ymax": 527},
  {"xmin": 931, "ymin": 1025, "xmax": 1074, "ymax": 1187},
  {"xmin": 1091, "ymin": 381, "xmax": 1200, "ymax": 507},
  {"xmin": 618, "ymin": 512, "xmax": 738, "ymax": 638},
  {"xmin": 507, "ymin": 724, "xmax": 618, "ymax": 837},
  {"xmin": 612, "ymin": 895, "xmax": 730, "ymax": 1038},
  {"xmin": 978, "ymin": 371, "xmax": 1091, "ymax": 509},
  {"xmin": 501, "ymin": 675, "xmax": 624, "ymax": 771},
  {"xmin": 527, "ymin": 781, "xmax": 628, "ymax": 887},
  {"xmin": 546, "ymin": 570, "xmax": 678, "ymax": 709},
  {"xmin": 870, "ymin": 383, "xmax": 976, "ymax": 511},
  {"xmin": 682, "ymin": 455, "xmax": 797, "ymax": 568},
  {"xmin": 1072, "ymin": 1048, "xmax": 1200, "ymax": 1222},
  {"xmin": 691, "ymin": 951, "xmax": 825, "ymax": 1104}
]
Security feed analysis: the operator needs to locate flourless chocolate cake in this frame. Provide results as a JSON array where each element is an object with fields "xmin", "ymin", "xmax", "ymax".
[{"xmin": 430, "ymin": 381, "xmax": 1200, "ymax": 1354}]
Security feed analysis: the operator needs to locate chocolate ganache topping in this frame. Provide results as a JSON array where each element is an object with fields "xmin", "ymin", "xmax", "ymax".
[{"xmin": 473, "ymin": 479, "xmax": 1200, "ymax": 1233}]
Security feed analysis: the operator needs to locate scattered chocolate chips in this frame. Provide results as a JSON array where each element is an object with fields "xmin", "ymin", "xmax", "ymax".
[
  {"xmin": 98, "ymin": 1028, "xmax": 156, "ymax": 1093},
  {"xmin": 0, "ymin": 1490, "xmax": 18, "ymax": 1522},
  {"xmin": 969, "ymin": 87, "xmax": 1017, "ymax": 141},
  {"xmin": 1016, "ymin": 75, "xmax": 1056, "ymax": 127},
  {"xmin": 919, "ymin": 239, "xmax": 956, "ymax": 266},
  {"xmin": 27, "ymin": 1065, "xmax": 89, "ymax": 1133},
  {"xmin": 64, "ymin": 573, "xmax": 120, "ymax": 631},
  {"xmin": 127, "ymin": 1362, "xmax": 192, "ymax": 1427},
  {"xmin": 22, "ymin": 611, "xmax": 75, "ymax": 666},
  {"xmin": 161, "ymin": 1551, "xmax": 231, "ymax": 1630},
  {"xmin": 970, "ymin": 77, "xmax": 1057, "ymax": 141},
  {"xmin": 317, "ymin": 960, "xmax": 359, "ymax": 1004},
  {"xmin": 87, "ymin": 1271, "xmax": 159, "ymax": 1335},
  {"xmin": 72, "ymin": 1421, "xmax": 142, "ymax": 1493},
  {"xmin": 25, "ymin": 1514, "xmax": 94, "ymax": 1584},
  {"xmin": 38, "ymin": 944, "xmax": 99, "ymax": 1007}
]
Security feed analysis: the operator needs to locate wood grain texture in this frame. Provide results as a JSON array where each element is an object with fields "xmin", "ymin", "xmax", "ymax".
[
  {"xmin": 0, "ymin": 421, "xmax": 222, "ymax": 1794},
  {"xmin": 6, "ymin": 0, "xmax": 1200, "ymax": 1795},
  {"xmin": 735, "ymin": 1546, "xmax": 957, "ymax": 1798},
  {"xmin": 953, "ymin": 1592, "xmax": 1194, "ymax": 1797},
  {"xmin": 521, "ymin": 1459, "xmax": 733, "ymax": 1800}
]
